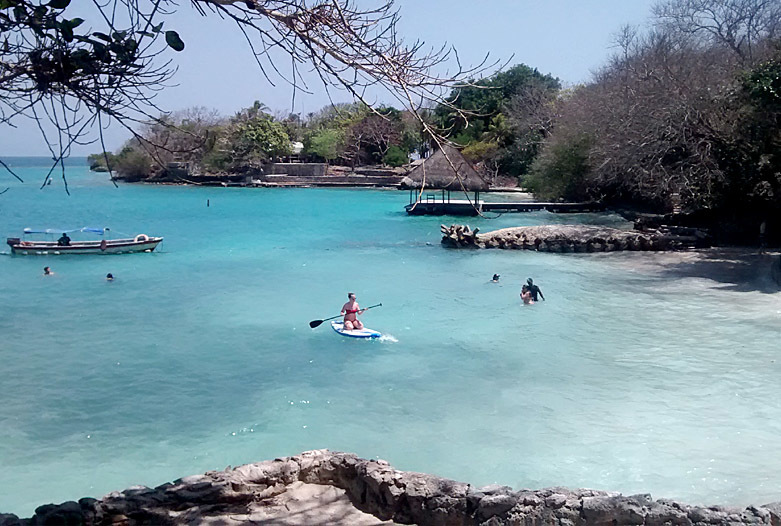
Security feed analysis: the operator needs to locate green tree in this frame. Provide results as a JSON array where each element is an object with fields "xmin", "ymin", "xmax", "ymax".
[
  {"xmin": 112, "ymin": 145, "xmax": 153, "ymax": 182},
  {"xmin": 307, "ymin": 128, "xmax": 343, "ymax": 161},
  {"xmin": 525, "ymin": 135, "xmax": 592, "ymax": 201},
  {"xmin": 382, "ymin": 145, "xmax": 408, "ymax": 167},
  {"xmin": 87, "ymin": 152, "xmax": 117, "ymax": 172},
  {"xmin": 231, "ymin": 116, "xmax": 291, "ymax": 163},
  {"xmin": 435, "ymin": 64, "xmax": 560, "ymax": 145}
]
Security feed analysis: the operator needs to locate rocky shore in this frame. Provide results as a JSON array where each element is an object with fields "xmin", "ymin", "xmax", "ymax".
[
  {"xmin": 4, "ymin": 450, "xmax": 781, "ymax": 526},
  {"xmin": 441, "ymin": 224, "xmax": 709, "ymax": 251}
]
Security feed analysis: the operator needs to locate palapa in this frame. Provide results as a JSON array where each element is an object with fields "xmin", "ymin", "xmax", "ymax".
[{"xmin": 401, "ymin": 144, "xmax": 488, "ymax": 192}]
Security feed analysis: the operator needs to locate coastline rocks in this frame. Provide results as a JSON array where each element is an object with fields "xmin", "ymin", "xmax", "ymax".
[
  {"xmin": 443, "ymin": 224, "xmax": 686, "ymax": 251},
  {"xmin": 4, "ymin": 450, "xmax": 781, "ymax": 526},
  {"xmin": 440, "ymin": 224, "xmax": 480, "ymax": 247}
]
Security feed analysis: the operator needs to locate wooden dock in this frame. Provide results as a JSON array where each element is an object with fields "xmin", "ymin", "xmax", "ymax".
[{"xmin": 405, "ymin": 200, "xmax": 604, "ymax": 216}]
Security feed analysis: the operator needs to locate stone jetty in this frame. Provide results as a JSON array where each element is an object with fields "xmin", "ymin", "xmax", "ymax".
[
  {"xmin": 441, "ymin": 224, "xmax": 709, "ymax": 251},
  {"xmin": 3, "ymin": 450, "xmax": 781, "ymax": 526}
]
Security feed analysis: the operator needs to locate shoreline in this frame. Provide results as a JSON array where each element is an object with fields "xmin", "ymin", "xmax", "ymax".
[{"xmin": 4, "ymin": 450, "xmax": 781, "ymax": 526}]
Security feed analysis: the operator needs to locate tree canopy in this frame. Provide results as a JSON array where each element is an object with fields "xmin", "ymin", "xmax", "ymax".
[
  {"xmin": 104, "ymin": 100, "xmax": 420, "ymax": 180},
  {"xmin": 524, "ymin": 0, "xmax": 781, "ymax": 241}
]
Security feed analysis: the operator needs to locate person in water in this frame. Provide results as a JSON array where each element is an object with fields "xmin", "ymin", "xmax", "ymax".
[
  {"xmin": 341, "ymin": 292, "xmax": 364, "ymax": 330},
  {"xmin": 106, "ymin": 273, "xmax": 114, "ymax": 281},
  {"xmin": 521, "ymin": 284, "xmax": 534, "ymax": 305},
  {"xmin": 57, "ymin": 232, "xmax": 71, "ymax": 246},
  {"xmin": 526, "ymin": 278, "xmax": 544, "ymax": 301},
  {"xmin": 43, "ymin": 266, "xmax": 53, "ymax": 276},
  {"xmin": 492, "ymin": 274, "xmax": 500, "ymax": 282}
]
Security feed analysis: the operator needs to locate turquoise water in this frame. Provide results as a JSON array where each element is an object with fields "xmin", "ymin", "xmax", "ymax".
[{"xmin": 1, "ymin": 159, "xmax": 780, "ymax": 515}]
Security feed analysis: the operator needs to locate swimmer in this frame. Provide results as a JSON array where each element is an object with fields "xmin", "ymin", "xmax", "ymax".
[
  {"xmin": 521, "ymin": 284, "xmax": 534, "ymax": 305},
  {"xmin": 491, "ymin": 274, "xmax": 500, "ymax": 282},
  {"xmin": 43, "ymin": 266, "xmax": 53, "ymax": 276},
  {"xmin": 526, "ymin": 278, "xmax": 545, "ymax": 301},
  {"xmin": 340, "ymin": 292, "xmax": 364, "ymax": 330},
  {"xmin": 106, "ymin": 273, "xmax": 114, "ymax": 281}
]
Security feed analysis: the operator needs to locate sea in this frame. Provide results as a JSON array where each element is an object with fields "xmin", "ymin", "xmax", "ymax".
[{"xmin": 1, "ymin": 157, "xmax": 780, "ymax": 516}]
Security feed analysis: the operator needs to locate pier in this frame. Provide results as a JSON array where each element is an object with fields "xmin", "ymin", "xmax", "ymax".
[
  {"xmin": 401, "ymin": 145, "xmax": 603, "ymax": 215},
  {"xmin": 405, "ymin": 194, "xmax": 604, "ymax": 216}
]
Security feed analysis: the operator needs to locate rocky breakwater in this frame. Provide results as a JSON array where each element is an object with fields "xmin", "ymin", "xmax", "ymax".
[
  {"xmin": 4, "ymin": 450, "xmax": 781, "ymax": 526},
  {"xmin": 441, "ymin": 224, "xmax": 706, "ymax": 251}
]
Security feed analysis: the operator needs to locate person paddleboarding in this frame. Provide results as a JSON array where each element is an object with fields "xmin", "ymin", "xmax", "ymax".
[{"xmin": 341, "ymin": 292, "xmax": 365, "ymax": 330}]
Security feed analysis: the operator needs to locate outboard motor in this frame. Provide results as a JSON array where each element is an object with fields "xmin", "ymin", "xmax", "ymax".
[{"xmin": 6, "ymin": 237, "xmax": 20, "ymax": 247}]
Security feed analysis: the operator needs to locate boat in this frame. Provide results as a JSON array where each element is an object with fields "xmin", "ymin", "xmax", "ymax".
[
  {"xmin": 6, "ymin": 227, "xmax": 163, "ymax": 255},
  {"xmin": 331, "ymin": 321, "xmax": 382, "ymax": 339}
]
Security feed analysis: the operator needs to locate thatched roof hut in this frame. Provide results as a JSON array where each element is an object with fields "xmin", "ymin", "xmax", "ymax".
[{"xmin": 401, "ymin": 145, "xmax": 488, "ymax": 192}]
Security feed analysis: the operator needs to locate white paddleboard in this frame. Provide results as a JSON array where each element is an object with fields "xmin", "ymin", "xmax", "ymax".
[{"xmin": 331, "ymin": 321, "xmax": 382, "ymax": 339}]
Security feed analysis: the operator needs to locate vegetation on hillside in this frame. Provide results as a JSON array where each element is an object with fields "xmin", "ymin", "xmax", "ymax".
[{"xmin": 97, "ymin": 102, "xmax": 423, "ymax": 180}]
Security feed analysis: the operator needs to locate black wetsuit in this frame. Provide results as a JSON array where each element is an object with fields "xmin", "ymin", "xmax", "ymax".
[{"xmin": 528, "ymin": 284, "xmax": 544, "ymax": 301}]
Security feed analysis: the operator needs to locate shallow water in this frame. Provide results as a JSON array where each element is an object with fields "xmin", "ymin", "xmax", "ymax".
[{"xmin": 1, "ymin": 159, "xmax": 780, "ymax": 515}]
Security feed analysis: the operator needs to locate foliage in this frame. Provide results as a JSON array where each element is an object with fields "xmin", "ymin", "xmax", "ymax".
[
  {"xmin": 743, "ymin": 57, "xmax": 781, "ymax": 108},
  {"xmin": 461, "ymin": 141, "xmax": 499, "ymax": 163},
  {"xmin": 344, "ymin": 109, "xmax": 404, "ymax": 164},
  {"xmin": 307, "ymin": 128, "xmax": 343, "ymax": 161},
  {"xmin": 87, "ymin": 152, "xmax": 116, "ymax": 172},
  {"xmin": 525, "ymin": 0, "xmax": 781, "ymax": 241},
  {"xmin": 525, "ymin": 136, "xmax": 592, "ymax": 200},
  {"xmin": 434, "ymin": 64, "xmax": 561, "ymax": 179},
  {"xmin": 436, "ymin": 65, "xmax": 559, "ymax": 143},
  {"xmin": 231, "ymin": 117, "xmax": 291, "ymax": 162},
  {"xmin": 112, "ymin": 145, "xmax": 152, "ymax": 182},
  {"xmin": 96, "ymin": 101, "xmax": 422, "ymax": 179},
  {"xmin": 382, "ymin": 145, "xmax": 408, "ymax": 167}
]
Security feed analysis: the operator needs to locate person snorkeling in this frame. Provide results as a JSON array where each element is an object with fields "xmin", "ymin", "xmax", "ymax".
[
  {"xmin": 106, "ymin": 273, "xmax": 114, "ymax": 281},
  {"xmin": 43, "ymin": 266, "xmax": 53, "ymax": 276},
  {"xmin": 491, "ymin": 274, "xmax": 500, "ymax": 282},
  {"xmin": 525, "ymin": 278, "xmax": 544, "ymax": 301}
]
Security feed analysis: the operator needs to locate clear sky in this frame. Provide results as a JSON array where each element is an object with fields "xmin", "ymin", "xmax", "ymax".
[{"xmin": 0, "ymin": 0, "xmax": 657, "ymax": 156}]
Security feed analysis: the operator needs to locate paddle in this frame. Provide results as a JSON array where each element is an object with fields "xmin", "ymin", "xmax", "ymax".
[{"xmin": 309, "ymin": 303, "xmax": 383, "ymax": 329}]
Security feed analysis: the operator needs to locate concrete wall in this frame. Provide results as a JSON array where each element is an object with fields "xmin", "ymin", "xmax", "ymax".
[{"xmin": 266, "ymin": 163, "xmax": 328, "ymax": 177}]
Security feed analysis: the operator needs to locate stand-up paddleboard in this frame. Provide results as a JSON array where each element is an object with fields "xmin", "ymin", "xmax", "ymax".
[{"xmin": 331, "ymin": 321, "xmax": 382, "ymax": 339}]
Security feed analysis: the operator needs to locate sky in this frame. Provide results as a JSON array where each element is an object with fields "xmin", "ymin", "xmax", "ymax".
[{"xmin": 0, "ymin": 0, "xmax": 657, "ymax": 156}]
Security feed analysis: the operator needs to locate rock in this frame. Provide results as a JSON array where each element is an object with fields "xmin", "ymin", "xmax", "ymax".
[
  {"xmin": 545, "ymin": 493, "xmax": 567, "ymax": 509},
  {"xmin": 32, "ymin": 501, "xmax": 83, "ymax": 525},
  {"xmin": 477, "ymin": 493, "xmax": 518, "ymax": 520},
  {"xmin": 439, "ymin": 224, "xmax": 689, "ymax": 252},
  {"xmin": 5, "ymin": 451, "xmax": 781, "ymax": 526},
  {"xmin": 0, "ymin": 514, "xmax": 22, "ymax": 526}
]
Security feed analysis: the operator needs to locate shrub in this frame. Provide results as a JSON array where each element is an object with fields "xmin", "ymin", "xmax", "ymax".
[{"xmin": 382, "ymin": 145, "xmax": 408, "ymax": 167}]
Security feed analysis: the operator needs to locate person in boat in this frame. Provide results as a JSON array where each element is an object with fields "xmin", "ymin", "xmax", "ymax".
[
  {"xmin": 341, "ymin": 292, "xmax": 364, "ymax": 330},
  {"xmin": 106, "ymin": 273, "xmax": 114, "ymax": 281},
  {"xmin": 43, "ymin": 266, "xmax": 53, "ymax": 276},
  {"xmin": 526, "ymin": 278, "xmax": 544, "ymax": 301},
  {"xmin": 521, "ymin": 284, "xmax": 534, "ymax": 305},
  {"xmin": 492, "ymin": 274, "xmax": 500, "ymax": 282},
  {"xmin": 57, "ymin": 232, "xmax": 71, "ymax": 246}
]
